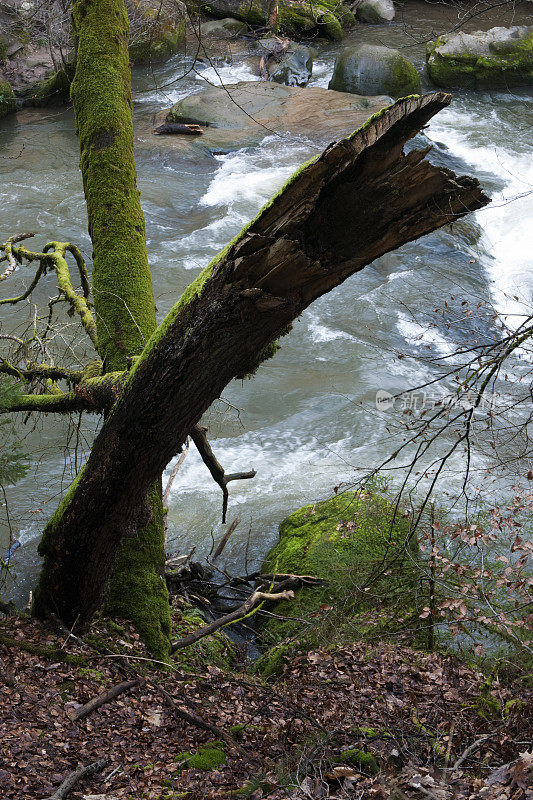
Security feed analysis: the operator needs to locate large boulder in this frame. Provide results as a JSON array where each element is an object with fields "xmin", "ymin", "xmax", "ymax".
[
  {"xmin": 257, "ymin": 491, "xmax": 422, "ymax": 651},
  {"xmin": 328, "ymin": 44, "xmax": 420, "ymax": 97},
  {"xmin": 199, "ymin": 17, "xmax": 249, "ymax": 37},
  {"xmin": 195, "ymin": 0, "xmax": 356, "ymax": 40},
  {"xmin": 426, "ymin": 25, "xmax": 533, "ymax": 88},
  {"xmin": 354, "ymin": 0, "xmax": 394, "ymax": 24},
  {"xmin": 128, "ymin": 0, "xmax": 186, "ymax": 64},
  {"xmin": 156, "ymin": 80, "xmax": 391, "ymax": 154}
]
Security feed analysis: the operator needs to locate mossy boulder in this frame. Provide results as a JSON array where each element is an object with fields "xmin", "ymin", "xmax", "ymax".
[
  {"xmin": 329, "ymin": 44, "xmax": 420, "ymax": 97},
  {"xmin": 426, "ymin": 25, "xmax": 533, "ymax": 89},
  {"xmin": 258, "ymin": 491, "xmax": 422, "ymax": 646},
  {"xmin": 195, "ymin": 0, "xmax": 354, "ymax": 40},
  {"xmin": 354, "ymin": 0, "xmax": 394, "ymax": 24},
  {"xmin": 128, "ymin": 0, "xmax": 186, "ymax": 64},
  {"xmin": 0, "ymin": 79, "xmax": 16, "ymax": 119}
]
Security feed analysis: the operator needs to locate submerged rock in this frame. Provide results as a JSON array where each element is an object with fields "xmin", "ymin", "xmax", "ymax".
[
  {"xmin": 154, "ymin": 80, "xmax": 391, "ymax": 154},
  {"xmin": 197, "ymin": 0, "xmax": 355, "ymax": 40},
  {"xmin": 354, "ymin": 0, "xmax": 395, "ymax": 24},
  {"xmin": 329, "ymin": 44, "xmax": 420, "ymax": 97},
  {"xmin": 426, "ymin": 25, "xmax": 533, "ymax": 88}
]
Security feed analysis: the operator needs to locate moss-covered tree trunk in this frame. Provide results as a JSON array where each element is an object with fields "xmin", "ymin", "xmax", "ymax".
[
  {"xmin": 69, "ymin": 0, "xmax": 171, "ymax": 658},
  {"xmin": 32, "ymin": 94, "xmax": 489, "ymax": 633}
]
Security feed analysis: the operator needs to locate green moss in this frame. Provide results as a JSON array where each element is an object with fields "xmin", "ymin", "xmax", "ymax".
[
  {"xmin": 106, "ymin": 483, "xmax": 171, "ymax": 662},
  {"xmin": 320, "ymin": 12, "xmax": 343, "ymax": 41},
  {"xmin": 129, "ymin": 19, "xmax": 186, "ymax": 64},
  {"xmin": 253, "ymin": 642, "xmax": 293, "ymax": 679},
  {"xmin": 0, "ymin": 79, "xmax": 16, "ymax": 119},
  {"xmin": 30, "ymin": 67, "xmax": 73, "ymax": 106},
  {"xmin": 333, "ymin": 749, "xmax": 379, "ymax": 774},
  {"xmin": 172, "ymin": 606, "xmax": 236, "ymax": 670},
  {"xmin": 0, "ymin": 631, "xmax": 88, "ymax": 666},
  {"xmin": 387, "ymin": 59, "xmax": 420, "ymax": 96},
  {"xmin": 259, "ymin": 491, "xmax": 421, "ymax": 645},
  {"xmin": 476, "ymin": 679, "xmax": 501, "ymax": 720},
  {"xmin": 426, "ymin": 30, "xmax": 533, "ymax": 88},
  {"xmin": 353, "ymin": 726, "xmax": 392, "ymax": 740},
  {"xmin": 175, "ymin": 743, "xmax": 226, "ymax": 770}
]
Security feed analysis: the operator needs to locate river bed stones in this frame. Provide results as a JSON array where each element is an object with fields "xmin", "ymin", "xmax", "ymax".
[
  {"xmin": 150, "ymin": 80, "xmax": 391, "ymax": 155},
  {"xmin": 354, "ymin": 0, "xmax": 395, "ymax": 24},
  {"xmin": 328, "ymin": 44, "xmax": 420, "ymax": 97},
  {"xmin": 426, "ymin": 25, "xmax": 533, "ymax": 88},
  {"xmin": 196, "ymin": 0, "xmax": 355, "ymax": 40}
]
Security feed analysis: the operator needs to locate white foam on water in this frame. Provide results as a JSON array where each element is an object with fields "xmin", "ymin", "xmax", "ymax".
[
  {"xmin": 396, "ymin": 311, "xmax": 454, "ymax": 357},
  {"xmin": 194, "ymin": 61, "xmax": 259, "ymax": 87},
  {"xmin": 427, "ymin": 103, "xmax": 533, "ymax": 325},
  {"xmin": 308, "ymin": 312, "xmax": 357, "ymax": 343}
]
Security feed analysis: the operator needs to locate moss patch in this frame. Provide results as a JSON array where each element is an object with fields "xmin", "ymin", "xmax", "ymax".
[
  {"xmin": 175, "ymin": 742, "xmax": 226, "ymax": 770},
  {"xmin": 333, "ymin": 748, "xmax": 379, "ymax": 773}
]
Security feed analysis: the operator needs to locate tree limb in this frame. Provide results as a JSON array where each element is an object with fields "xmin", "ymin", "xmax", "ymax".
[
  {"xmin": 171, "ymin": 588, "xmax": 294, "ymax": 652},
  {"xmin": 40, "ymin": 757, "xmax": 107, "ymax": 800},
  {"xmin": 191, "ymin": 425, "xmax": 256, "ymax": 522},
  {"xmin": 32, "ymin": 94, "xmax": 490, "ymax": 630},
  {"xmin": 70, "ymin": 678, "xmax": 141, "ymax": 721}
]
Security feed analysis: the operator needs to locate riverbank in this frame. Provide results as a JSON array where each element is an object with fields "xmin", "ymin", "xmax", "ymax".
[{"xmin": 1, "ymin": 611, "xmax": 530, "ymax": 799}]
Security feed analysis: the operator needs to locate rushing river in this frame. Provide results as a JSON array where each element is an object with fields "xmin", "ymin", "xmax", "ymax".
[{"xmin": 1, "ymin": 1, "xmax": 532, "ymax": 603}]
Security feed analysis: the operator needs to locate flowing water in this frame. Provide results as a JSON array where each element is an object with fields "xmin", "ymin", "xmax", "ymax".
[{"xmin": 1, "ymin": 1, "xmax": 532, "ymax": 602}]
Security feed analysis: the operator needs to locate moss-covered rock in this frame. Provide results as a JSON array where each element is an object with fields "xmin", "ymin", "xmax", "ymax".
[
  {"xmin": 128, "ymin": 0, "xmax": 186, "ymax": 63},
  {"xmin": 28, "ymin": 67, "xmax": 72, "ymax": 107},
  {"xmin": 258, "ymin": 491, "xmax": 422, "ymax": 647},
  {"xmin": 175, "ymin": 742, "xmax": 227, "ymax": 770},
  {"xmin": 329, "ymin": 44, "xmax": 420, "ymax": 97},
  {"xmin": 0, "ymin": 79, "xmax": 16, "ymax": 119},
  {"xmin": 195, "ymin": 0, "xmax": 354, "ymax": 40},
  {"xmin": 426, "ymin": 25, "xmax": 533, "ymax": 89},
  {"xmin": 171, "ymin": 604, "xmax": 237, "ymax": 671}
]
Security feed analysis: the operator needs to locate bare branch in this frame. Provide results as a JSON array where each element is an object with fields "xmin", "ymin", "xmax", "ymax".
[
  {"xmin": 190, "ymin": 425, "xmax": 256, "ymax": 522},
  {"xmin": 171, "ymin": 588, "xmax": 294, "ymax": 652}
]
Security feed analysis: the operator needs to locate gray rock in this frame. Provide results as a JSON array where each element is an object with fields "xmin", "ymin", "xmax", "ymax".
[
  {"xmin": 328, "ymin": 44, "xmax": 420, "ymax": 97},
  {"xmin": 200, "ymin": 17, "xmax": 249, "ymax": 37},
  {"xmin": 355, "ymin": 0, "xmax": 394, "ymax": 24},
  {"xmin": 149, "ymin": 81, "xmax": 391, "ymax": 156},
  {"xmin": 266, "ymin": 43, "xmax": 315, "ymax": 86},
  {"xmin": 426, "ymin": 25, "xmax": 533, "ymax": 88}
]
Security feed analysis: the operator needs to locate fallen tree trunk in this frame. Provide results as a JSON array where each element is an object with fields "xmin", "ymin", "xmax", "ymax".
[{"xmin": 33, "ymin": 93, "xmax": 489, "ymax": 632}]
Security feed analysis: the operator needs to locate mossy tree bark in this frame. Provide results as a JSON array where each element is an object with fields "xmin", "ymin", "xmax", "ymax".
[
  {"xmin": 69, "ymin": 0, "xmax": 171, "ymax": 658},
  {"xmin": 32, "ymin": 94, "xmax": 489, "ymax": 633}
]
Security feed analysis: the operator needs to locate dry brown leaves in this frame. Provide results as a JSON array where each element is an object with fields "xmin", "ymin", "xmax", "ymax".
[{"xmin": 0, "ymin": 618, "xmax": 530, "ymax": 800}]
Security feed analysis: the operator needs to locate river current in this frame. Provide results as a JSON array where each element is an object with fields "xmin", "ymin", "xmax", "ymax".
[{"xmin": 1, "ymin": 1, "xmax": 532, "ymax": 602}]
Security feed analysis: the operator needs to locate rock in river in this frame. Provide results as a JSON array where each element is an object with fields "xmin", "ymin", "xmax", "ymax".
[
  {"xmin": 426, "ymin": 25, "xmax": 533, "ymax": 89},
  {"xmin": 149, "ymin": 81, "xmax": 391, "ymax": 156},
  {"xmin": 328, "ymin": 44, "xmax": 420, "ymax": 97}
]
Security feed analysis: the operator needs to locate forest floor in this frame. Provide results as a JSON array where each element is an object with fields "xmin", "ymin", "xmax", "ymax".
[{"xmin": 0, "ymin": 613, "xmax": 531, "ymax": 800}]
